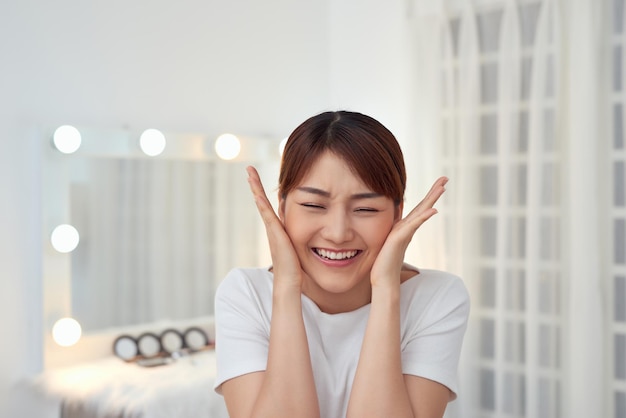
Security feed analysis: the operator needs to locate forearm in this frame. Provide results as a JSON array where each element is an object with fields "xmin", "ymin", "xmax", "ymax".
[
  {"xmin": 253, "ymin": 286, "xmax": 320, "ymax": 418},
  {"xmin": 347, "ymin": 285, "xmax": 414, "ymax": 418}
]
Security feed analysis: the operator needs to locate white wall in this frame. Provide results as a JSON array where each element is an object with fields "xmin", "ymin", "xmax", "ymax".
[
  {"xmin": 329, "ymin": 0, "xmax": 413, "ymax": 129},
  {"xmin": 1, "ymin": 0, "xmax": 331, "ymax": 134},
  {"xmin": 0, "ymin": 0, "xmax": 415, "ymax": 414}
]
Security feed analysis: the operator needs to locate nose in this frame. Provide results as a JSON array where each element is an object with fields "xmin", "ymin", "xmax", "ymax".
[{"xmin": 321, "ymin": 208, "xmax": 353, "ymax": 243}]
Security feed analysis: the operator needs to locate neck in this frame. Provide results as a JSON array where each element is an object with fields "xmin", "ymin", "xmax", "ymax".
[{"xmin": 301, "ymin": 276, "xmax": 372, "ymax": 314}]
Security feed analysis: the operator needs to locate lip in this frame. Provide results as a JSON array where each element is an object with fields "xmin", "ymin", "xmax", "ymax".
[{"xmin": 311, "ymin": 248, "xmax": 362, "ymax": 267}]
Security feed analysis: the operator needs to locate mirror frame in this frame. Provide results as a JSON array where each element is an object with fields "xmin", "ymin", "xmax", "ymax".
[{"xmin": 42, "ymin": 126, "xmax": 278, "ymax": 368}]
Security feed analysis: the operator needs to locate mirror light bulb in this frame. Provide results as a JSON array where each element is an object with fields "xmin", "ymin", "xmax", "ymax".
[
  {"xmin": 52, "ymin": 317, "xmax": 82, "ymax": 347},
  {"xmin": 215, "ymin": 133, "xmax": 241, "ymax": 160},
  {"xmin": 51, "ymin": 224, "xmax": 80, "ymax": 253},
  {"xmin": 139, "ymin": 129, "xmax": 166, "ymax": 156},
  {"xmin": 53, "ymin": 125, "xmax": 82, "ymax": 154}
]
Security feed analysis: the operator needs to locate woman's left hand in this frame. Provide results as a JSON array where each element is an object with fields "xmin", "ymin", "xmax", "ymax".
[{"xmin": 370, "ymin": 176, "xmax": 448, "ymax": 288}]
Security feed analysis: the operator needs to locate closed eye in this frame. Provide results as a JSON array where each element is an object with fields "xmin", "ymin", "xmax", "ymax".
[
  {"xmin": 355, "ymin": 207, "xmax": 379, "ymax": 213},
  {"xmin": 301, "ymin": 203, "xmax": 325, "ymax": 209}
]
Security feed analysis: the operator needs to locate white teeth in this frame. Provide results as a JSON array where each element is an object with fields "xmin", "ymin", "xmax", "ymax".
[{"xmin": 315, "ymin": 249, "xmax": 358, "ymax": 260}]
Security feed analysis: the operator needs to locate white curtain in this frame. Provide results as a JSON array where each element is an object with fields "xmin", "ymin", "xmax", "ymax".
[
  {"xmin": 70, "ymin": 157, "xmax": 259, "ymax": 331},
  {"xmin": 411, "ymin": 0, "xmax": 624, "ymax": 417}
]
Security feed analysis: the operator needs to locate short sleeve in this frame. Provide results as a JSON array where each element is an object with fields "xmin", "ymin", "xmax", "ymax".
[
  {"xmin": 401, "ymin": 274, "xmax": 470, "ymax": 400},
  {"xmin": 213, "ymin": 268, "xmax": 273, "ymax": 393}
]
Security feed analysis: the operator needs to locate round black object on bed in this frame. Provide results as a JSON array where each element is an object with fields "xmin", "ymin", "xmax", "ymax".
[
  {"xmin": 136, "ymin": 332, "xmax": 162, "ymax": 358},
  {"xmin": 183, "ymin": 327, "xmax": 210, "ymax": 351},
  {"xmin": 113, "ymin": 334, "xmax": 138, "ymax": 361}
]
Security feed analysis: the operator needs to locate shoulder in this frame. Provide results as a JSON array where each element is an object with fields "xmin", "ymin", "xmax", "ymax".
[
  {"xmin": 402, "ymin": 269, "xmax": 467, "ymax": 297},
  {"xmin": 400, "ymin": 269, "xmax": 470, "ymax": 321},
  {"xmin": 217, "ymin": 267, "xmax": 273, "ymax": 287},
  {"xmin": 215, "ymin": 267, "xmax": 273, "ymax": 303}
]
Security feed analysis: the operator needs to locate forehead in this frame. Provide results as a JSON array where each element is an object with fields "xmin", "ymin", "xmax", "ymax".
[{"xmin": 296, "ymin": 151, "xmax": 371, "ymax": 191}]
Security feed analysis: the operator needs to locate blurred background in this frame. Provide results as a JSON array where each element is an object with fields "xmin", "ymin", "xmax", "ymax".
[{"xmin": 1, "ymin": 0, "xmax": 624, "ymax": 417}]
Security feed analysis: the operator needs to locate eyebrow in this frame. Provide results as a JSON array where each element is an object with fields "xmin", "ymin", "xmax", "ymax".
[{"xmin": 295, "ymin": 186, "xmax": 383, "ymax": 200}]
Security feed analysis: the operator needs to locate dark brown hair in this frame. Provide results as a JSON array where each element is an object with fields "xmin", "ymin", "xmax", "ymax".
[{"xmin": 278, "ymin": 111, "xmax": 406, "ymax": 205}]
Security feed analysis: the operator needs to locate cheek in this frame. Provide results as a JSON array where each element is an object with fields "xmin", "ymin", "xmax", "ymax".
[
  {"xmin": 370, "ymin": 230, "xmax": 392, "ymax": 250},
  {"xmin": 361, "ymin": 219, "xmax": 395, "ymax": 249},
  {"xmin": 283, "ymin": 215, "xmax": 311, "ymax": 244}
]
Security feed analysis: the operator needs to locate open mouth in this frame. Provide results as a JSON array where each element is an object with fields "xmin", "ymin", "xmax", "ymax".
[{"xmin": 314, "ymin": 248, "xmax": 360, "ymax": 261}]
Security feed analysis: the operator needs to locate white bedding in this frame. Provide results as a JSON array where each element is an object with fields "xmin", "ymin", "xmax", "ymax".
[{"xmin": 28, "ymin": 351, "xmax": 228, "ymax": 418}]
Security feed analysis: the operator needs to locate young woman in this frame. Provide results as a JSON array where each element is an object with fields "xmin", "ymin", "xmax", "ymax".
[{"xmin": 213, "ymin": 111, "xmax": 470, "ymax": 418}]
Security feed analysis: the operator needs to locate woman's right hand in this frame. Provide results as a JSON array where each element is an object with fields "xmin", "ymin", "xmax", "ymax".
[
  {"xmin": 246, "ymin": 166, "xmax": 303, "ymax": 290},
  {"xmin": 221, "ymin": 167, "xmax": 319, "ymax": 418}
]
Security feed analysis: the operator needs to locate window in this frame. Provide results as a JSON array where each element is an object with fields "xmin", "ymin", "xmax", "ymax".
[
  {"xmin": 428, "ymin": 1, "xmax": 618, "ymax": 417},
  {"xmin": 610, "ymin": 1, "xmax": 626, "ymax": 417}
]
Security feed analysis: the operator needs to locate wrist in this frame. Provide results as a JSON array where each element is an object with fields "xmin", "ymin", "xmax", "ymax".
[
  {"xmin": 272, "ymin": 281, "xmax": 302, "ymax": 307},
  {"xmin": 371, "ymin": 282, "xmax": 400, "ymax": 304}
]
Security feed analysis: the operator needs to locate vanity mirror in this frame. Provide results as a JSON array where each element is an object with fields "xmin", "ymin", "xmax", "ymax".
[{"xmin": 42, "ymin": 126, "xmax": 278, "ymax": 366}]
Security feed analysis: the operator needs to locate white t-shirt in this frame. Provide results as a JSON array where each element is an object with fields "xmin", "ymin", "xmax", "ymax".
[{"xmin": 214, "ymin": 267, "xmax": 470, "ymax": 418}]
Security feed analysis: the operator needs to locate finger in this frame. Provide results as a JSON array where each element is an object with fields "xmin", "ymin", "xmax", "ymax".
[
  {"xmin": 246, "ymin": 166, "xmax": 268, "ymax": 202},
  {"xmin": 418, "ymin": 176, "xmax": 448, "ymax": 209},
  {"xmin": 405, "ymin": 176, "xmax": 448, "ymax": 220},
  {"xmin": 246, "ymin": 166, "xmax": 280, "ymax": 226}
]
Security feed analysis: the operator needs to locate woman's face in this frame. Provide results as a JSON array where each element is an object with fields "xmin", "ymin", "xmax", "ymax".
[{"xmin": 279, "ymin": 151, "xmax": 402, "ymax": 313}]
